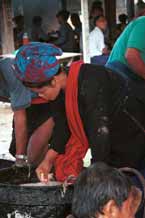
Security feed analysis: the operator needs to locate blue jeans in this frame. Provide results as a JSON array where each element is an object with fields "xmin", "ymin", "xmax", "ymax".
[{"xmin": 91, "ymin": 55, "xmax": 109, "ymax": 65}]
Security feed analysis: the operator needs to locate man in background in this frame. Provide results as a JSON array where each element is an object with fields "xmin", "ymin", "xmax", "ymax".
[
  {"xmin": 54, "ymin": 10, "xmax": 76, "ymax": 52},
  {"xmin": 89, "ymin": 15, "xmax": 109, "ymax": 65}
]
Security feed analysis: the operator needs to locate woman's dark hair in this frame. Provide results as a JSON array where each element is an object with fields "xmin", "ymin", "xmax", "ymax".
[
  {"xmin": 72, "ymin": 162, "xmax": 132, "ymax": 218},
  {"xmin": 56, "ymin": 10, "xmax": 70, "ymax": 21},
  {"xmin": 22, "ymin": 66, "xmax": 69, "ymax": 89},
  {"xmin": 42, "ymin": 66, "xmax": 67, "ymax": 86}
]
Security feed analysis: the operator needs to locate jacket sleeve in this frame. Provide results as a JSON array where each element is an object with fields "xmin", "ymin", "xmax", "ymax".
[
  {"xmin": 49, "ymin": 111, "xmax": 70, "ymax": 154},
  {"xmin": 49, "ymin": 92, "xmax": 70, "ymax": 153},
  {"xmin": 79, "ymin": 64, "xmax": 111, "ymax": 163}
]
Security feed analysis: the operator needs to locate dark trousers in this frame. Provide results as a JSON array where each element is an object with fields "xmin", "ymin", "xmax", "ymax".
[{"xmin": 91, "ymin": 55, "xmax": 109, "ymax": 65}]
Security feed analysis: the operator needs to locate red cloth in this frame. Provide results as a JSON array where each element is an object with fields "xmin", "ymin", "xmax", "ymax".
[
  {"xmin": 31, "ymin": 97, "xmax": 48, "ymax": 104},
  {"xmin": 55, "ymin": 61, "xmax": 89, "ymax": 182}
]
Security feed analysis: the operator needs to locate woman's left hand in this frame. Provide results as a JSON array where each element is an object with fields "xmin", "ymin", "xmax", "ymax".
[{"xmin": 36, "ymin": 149, "xmax": 58, "ymax": 183}]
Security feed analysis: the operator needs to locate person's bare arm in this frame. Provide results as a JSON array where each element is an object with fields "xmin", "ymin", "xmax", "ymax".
[
  {"xmin": 36, "ymin": 149, "xmax": 58, "ymax": 183},
  {"xmin": 125, "ymin": 48, "xmax": 145, "ymax": 80},
  {"xmin": 14, "ymin": 109, "xmax": 27, "ymax": 156}
]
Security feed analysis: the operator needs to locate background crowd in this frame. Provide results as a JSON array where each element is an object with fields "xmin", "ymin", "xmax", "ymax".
[{"xmin": 12, "ymin": 1, "xmax": 130, "ymax": 61}]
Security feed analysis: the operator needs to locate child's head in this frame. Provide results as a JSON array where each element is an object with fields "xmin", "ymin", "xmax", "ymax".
[
  {"xmin": 72, "ymin": 162, "xmax": 142, "ymax": 218},
  {"xmin": 94, "ymin": 15, "xmax": 107, "ymax": 31}
]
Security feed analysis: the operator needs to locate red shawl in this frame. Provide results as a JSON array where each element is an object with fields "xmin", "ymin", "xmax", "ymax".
[{"xmin": 55, "ymin": 61, "xmax": 89, "ymax": 182}]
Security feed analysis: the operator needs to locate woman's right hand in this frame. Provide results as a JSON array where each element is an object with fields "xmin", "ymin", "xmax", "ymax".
[{"xmin": 36, "ymin": 149, "xmax": 58, "ymax": 183}]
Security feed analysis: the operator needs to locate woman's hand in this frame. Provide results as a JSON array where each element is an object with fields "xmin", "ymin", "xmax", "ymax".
[{"xmin": 36, "ymin": 149, "xmax": 58, "ymax": 183}]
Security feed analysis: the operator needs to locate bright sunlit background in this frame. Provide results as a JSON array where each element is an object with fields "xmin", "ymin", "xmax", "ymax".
[{"xmin": 134, "ymin": 0, "xmax": 145, "ymax": 2}]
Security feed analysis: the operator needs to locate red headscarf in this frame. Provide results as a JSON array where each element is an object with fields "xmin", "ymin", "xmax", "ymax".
[{"xmin": 55, "ymin": 61, "xmax": 89, "ymax": 182}]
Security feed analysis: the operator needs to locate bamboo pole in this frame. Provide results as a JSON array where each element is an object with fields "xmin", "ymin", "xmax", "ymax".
[
  {"xmin": 81, "ymin": 0, "xmax": 90, "ymax": 63},
  {"xmin": 0, "ymin": 0, "xmax": 14, "ymax": 54}
]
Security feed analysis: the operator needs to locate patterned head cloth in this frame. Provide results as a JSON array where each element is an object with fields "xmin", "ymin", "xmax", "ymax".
[{"xmin": 14, "ymin": 42, "xmax": 63, "ymax": 84}]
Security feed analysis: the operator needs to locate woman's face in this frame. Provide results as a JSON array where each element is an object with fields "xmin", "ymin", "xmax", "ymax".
[{"xmin": 31, "ymin": 79, "xmax": 61, "ymax": 101}]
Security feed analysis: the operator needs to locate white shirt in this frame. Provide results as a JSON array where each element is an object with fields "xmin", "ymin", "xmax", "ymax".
[{"xmin": 89, "ymin": 27, "xmax": 105, "ymax": 58}]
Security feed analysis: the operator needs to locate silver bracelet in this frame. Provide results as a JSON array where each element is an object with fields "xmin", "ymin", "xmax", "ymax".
[{"xmin": 15, "ymin": 154, "xmax": 28, "ymax": 160}]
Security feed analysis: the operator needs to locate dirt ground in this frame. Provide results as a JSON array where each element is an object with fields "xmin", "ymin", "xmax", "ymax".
[{"xmin": 0, "ymin": 103, "xmax": 14, "ymax": 159}]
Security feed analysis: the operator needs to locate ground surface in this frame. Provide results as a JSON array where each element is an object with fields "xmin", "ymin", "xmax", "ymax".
[{"xmin": 0, "ymin": 103, "xmax": 14, "ymax": 160}]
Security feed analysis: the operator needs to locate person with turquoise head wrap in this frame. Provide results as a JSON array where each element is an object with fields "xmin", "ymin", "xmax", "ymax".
[
  {"xmin": 0, "ymin": 42, "xmax": 70, "ymax": 169},
  {"xmin": 14, "ymin": 42, "xmax": 62, "ymax": 83}
]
